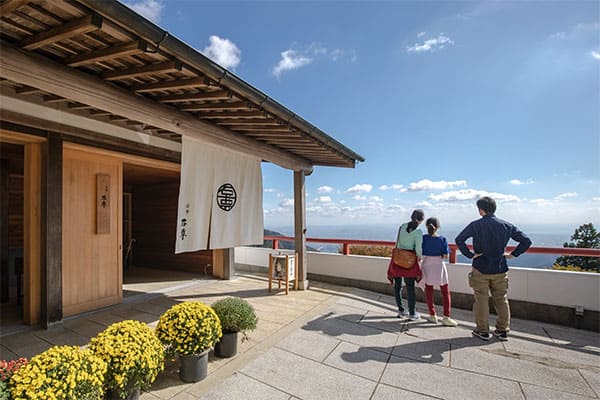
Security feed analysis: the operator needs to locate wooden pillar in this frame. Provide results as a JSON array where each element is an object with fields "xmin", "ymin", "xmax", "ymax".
[
  {"xmin": 294, "ymin": 170, "xmax": 308, "ymax": 290},
  {"xmin": 24, "ymin": 142, "xmax": 42, "ymax": 325},
  {"xmin": 41, "ymin": 132, "xmax": 62, "ymax": 327},
  {"xmin": 212, "ymin": 248, "xmax": 234, "ymax": 280},
  {"xmin": 0, "ymin": 159, "xmax": 8, "ymax": 303}
]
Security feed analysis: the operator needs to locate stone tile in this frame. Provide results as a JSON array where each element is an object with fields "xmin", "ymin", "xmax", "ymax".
[
  {"xmin": 503, "ymin": 337, "xmax": 600, "ymax": 369},
  {"xmin": 545, "ymin": 326, "xmax": 600, "ymax": 348},
  {"xmin": 520, "ymin": 383, "xmax": 597, "ymax": 400},
  {"xmin": 242, "ymin": 347, "xmax": 376, "ymax": 400},
  {"xmin": 358, "ymin": 310, "xmax": 408, "ymax": 334},
  {"xmin": 34, "ymin": 325, "xmax": 89, "ymax": 347},
  {"xmin": 335, "ymin": 296, "xmax": 398, "ymax": 314},
  {"xmin": 0, "ymin": 344, "xmax": 19, "ymax": 361},
  {"xmin": 451, "ymin": 346, "xmax": 595, "ymax": 397},
  {"xmin": 276, "ymin": 330, "xmax": 340, "ymax": 362},
  {"xmin": 0, "ymin": 332, "xmax": 52, "ymax": 359},
  {"xmin": 579, "ymin": 368, "xmax": 600, "ymax": 398},
  {"xmin": 139, "ymin": 392, "xmax": 163, "ymax": 400},
  {"xmin": 302, "ymin": 313, "xmax": 398, "ymax": 352},
  {"xmin": 371, "ymin": 383, "xmax": 439, "ymax": 400},
  {"xmin": 320, "ymin": 303, "xmax": 369, "ymax": 324},
  {"xmin": 85, "ymin": 311, "xmax": 128, "ymax": 327},
  {"xmin": 323, "ymin": 341, "xmax": 389, "ymax": 381},
  {"xmin": 200, "ymin": 373, "xmax": 290, "ymax": 400},
  {"xmin": 146, "ymin": 359, "xmax": 190, "ymax": 400},
  {"xmin": 381, "ymin": 355, "xmax": 523, "ymax": 400},
  {"xmin": 392, "ymin": 333, "xmax": 451, "ymax": 366},
  {"xmin": 62, "ymin": 317, "xmax": 107, "ymax": 338}
]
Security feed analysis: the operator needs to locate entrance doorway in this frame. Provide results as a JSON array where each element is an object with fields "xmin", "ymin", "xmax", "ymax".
[
  {"xmin": 122, "ymin": 163, "xmax": 213, "ymax": 297},
  {"xmin": 0, "ymin": 142, "xmax": 25, "ymax": 333}
]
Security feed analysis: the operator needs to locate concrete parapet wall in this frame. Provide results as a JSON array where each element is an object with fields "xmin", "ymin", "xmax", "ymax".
[{"xmin": 235, "ymin": 247, "xmax": 600, "ymax": 331}]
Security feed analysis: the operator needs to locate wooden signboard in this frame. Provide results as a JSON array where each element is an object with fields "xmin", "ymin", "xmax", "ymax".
[
  {"xmin": 268, "ymin": 253, "xmax": 298, "ymax": 295},
  {"xmin": 96, "ymin": 174, "xmax": 110, "ymax": 234}
]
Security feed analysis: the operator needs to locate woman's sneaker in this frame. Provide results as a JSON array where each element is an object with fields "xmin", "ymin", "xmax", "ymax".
[
  {"xmin": 472, "ymin": 330, "xmax": 491, "ymax": 341},
  {"xmin": 397, "ymin": 310, "xmax": 410, "ymax": 319},
  {"xmin": 408, "ymin": 312, "xmax": 421, "ymax": 321},
  {"xmin": 441, "ymin": 317, "xmax": 458, "ymax": 327},
  {"xmin": 426, "ymin": 314, "xmax": 438, "ymax": 323},
  {"xmin": 493, "ymin": 329, "xmax": 509, "ymax": 341}
]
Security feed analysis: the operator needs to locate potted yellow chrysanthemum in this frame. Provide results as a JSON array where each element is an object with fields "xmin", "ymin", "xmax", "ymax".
[
  {"xmin": 89, "ymin": 320, "xmax": 164, "ymax": 400},
  {"xmin": 155, "ymin": 301, "xmax": 222, "ymax": 382},
  {"xmin": 9, "ymin": 346, "xmax": 106, "ymax": 400}
]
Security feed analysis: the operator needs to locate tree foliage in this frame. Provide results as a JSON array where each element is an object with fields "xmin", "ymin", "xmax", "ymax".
[{"xmin": 553, "ymin": 223, "xmax": 600, "ymax": 272}]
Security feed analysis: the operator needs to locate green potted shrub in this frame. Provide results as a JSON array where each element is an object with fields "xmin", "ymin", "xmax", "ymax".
[
  {"xmin": 212, "ymin": 297, "xmax": 258, "ymax": 358},
  {"xmin": 89, "ymin": 320, "xmax": 164, "ymax": 400},
  {"xmin": 155, "ymin": 301, "xmax": 222, "ymax": 382}
]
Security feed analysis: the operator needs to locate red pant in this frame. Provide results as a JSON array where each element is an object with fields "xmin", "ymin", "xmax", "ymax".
[{"xmin": 425, "ymin": 284, "xmax": 451, "ymax": 317}]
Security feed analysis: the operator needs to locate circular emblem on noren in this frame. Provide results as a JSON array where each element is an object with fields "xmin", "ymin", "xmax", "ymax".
[{"xmin": 216, "ymin": 183, "xmax": 237, "ymax": 211}]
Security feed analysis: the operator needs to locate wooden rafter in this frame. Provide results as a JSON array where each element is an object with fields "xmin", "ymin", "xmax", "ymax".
[
  {"xmin": 130, "ymin": 77, "xmax": 210, "ymax": 93},
  {"xmin": 179, "ymin": 101, "xmax": 250, "ymax": 112},
  {"xmin": 15, "ymin": 85, "xmax": 43, "ymax": 95},
  {"xmin": 64, "ymin": 41, "xmax": 147, "ymax": 67},
  {"xmin": 0, "ymin": 0, "xmax": 28, "ymax": 16},
  {"xmin": 100, "ymin": 60, "xmax": 182, "ymax": 80},
  {"xmin": 157, "ymin": 90, "xmax": 231, "ymax": 103},
  {"xmin": 21, "ymin": 14, "xmax": 103, "ymax": 50},
  {"xmin": 216, "ymin": 118, "xmax": 281, "ymax": 126},
  {"xmin": 196, "ymin": 110, "xmax": 265, "ymax": 119},
  {"xmin": 43, "ymin": 94, "xmax": 68, "ymax": 103}
]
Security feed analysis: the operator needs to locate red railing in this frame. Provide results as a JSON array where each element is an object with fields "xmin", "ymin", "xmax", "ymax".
[{"xmin": 264, "ymin": 235, "xmax": 600, "ymax": 263}]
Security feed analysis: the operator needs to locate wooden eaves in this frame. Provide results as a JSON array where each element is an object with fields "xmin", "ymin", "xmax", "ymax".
[{"xmin": 0, "ymin": 0, "xmax": 365, "ymax": 172}]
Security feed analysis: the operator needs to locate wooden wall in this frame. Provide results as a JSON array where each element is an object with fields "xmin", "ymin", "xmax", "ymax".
[
  {"xmin": 132, "ymin": 182, "xmax": 212, "ymax": 273},
  {"xmin": 62, "ymin": 146, "xmax": 122, "ymax": 317}
]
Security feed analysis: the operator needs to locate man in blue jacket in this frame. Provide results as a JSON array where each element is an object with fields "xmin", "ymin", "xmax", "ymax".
[{"xmin": 455, "ymin": 196, "xmax": 532, "ymax": 341}]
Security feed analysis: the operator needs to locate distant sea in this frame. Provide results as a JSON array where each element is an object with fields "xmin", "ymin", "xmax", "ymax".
[{"xmin": 267, "ymin": 224, "xmax": 580, "ymax": 270}]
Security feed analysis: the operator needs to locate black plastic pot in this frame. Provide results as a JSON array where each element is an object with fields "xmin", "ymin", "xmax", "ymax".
[{"xmin": 214, "ymin": 331, "xmax": 238, "ymax": 358}]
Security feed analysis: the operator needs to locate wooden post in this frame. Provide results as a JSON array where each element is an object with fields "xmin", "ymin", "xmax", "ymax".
[
  {"xmin": 24, "ymin": 142, "xmax": 42, "ymax": 325},
  {"xmin": 0, "ymin": 159, "xmax": 8, "ymax": 303},
  {"xmin": 268, "ymin": 254, "xmax": 273, "ymax": 292},
  {"xmin": 294, "ymin": 170, "xmax": 308, "ymax": 290},
  {"xmin": 41, "ymin": 132, "xmax": 62, "ymax": 327}
]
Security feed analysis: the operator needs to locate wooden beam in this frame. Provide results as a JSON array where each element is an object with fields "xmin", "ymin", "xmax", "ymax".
[
  {"xmin": 101, "ymin": 60, "xmax": 182, "ymax": 80},
  {"xmin": 64, "ymin": 41, "xmax": 147, "ymax": 67},
  {"xmin": 16, "ymin": 85, "xmax": 43, "ymax": 95},
  {"xmin": 0, "ymin": 0, "xmax": 28, "ymax": 15},
  {"xmin": 43, "ymin": 94, "xmax": 68, "ymax": 103},
  {"xmin": 180, "ymin": 101, "xmax": 250, "ymax": 112},
  {"xmin": 88, "ymin": 109, "xmax": 111, "ymax": 116},
  {"xmin": 196, "ymin": 110, "xmax": 265, "ymax": 119},
  {"xmin": 21, "ymin": 15, "xmax": 103, "ymax": 50},
  {"xmin": 216, "ymin": 118, "xmax": 281, "ymax": 126},
  {"xmin": 157, "ymin": 90, "xmax": 231, "ymax": 103},
  {"xmin": 0, "ymin": 43, "xmax": 313, "ymax": 171},
  {"xmin": 42, "ymin": 132, "xmax": 63, "ymax": 326},
  {"xmin": 130, "ymin": 77, "xmax": 210, "ymax": 93}
]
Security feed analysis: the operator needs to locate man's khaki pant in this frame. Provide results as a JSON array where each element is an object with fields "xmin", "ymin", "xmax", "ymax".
[{"xmin": 469, "ymin": 268, "xmax": 510, "ymax": 333}]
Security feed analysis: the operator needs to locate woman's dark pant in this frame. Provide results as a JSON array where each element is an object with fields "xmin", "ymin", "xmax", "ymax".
[{"xmin": 393, "ymin": 277, "xmax": 417, "ymax": 314}]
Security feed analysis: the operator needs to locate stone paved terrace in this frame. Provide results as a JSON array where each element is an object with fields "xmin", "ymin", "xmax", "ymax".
[{"xmin": 1, "ymin": 270, "xmax": 599, "ymax": 400}]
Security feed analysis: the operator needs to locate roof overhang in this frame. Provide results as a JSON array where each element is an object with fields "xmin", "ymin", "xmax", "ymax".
[{"xmin": 0, "ymin": 0, "xmax": 365, "ymax": 171}]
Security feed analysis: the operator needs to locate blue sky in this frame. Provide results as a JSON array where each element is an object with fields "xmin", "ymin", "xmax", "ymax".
[{"xmin": 124, "ymin": 0, "xmax": 599, "ymax": 229}]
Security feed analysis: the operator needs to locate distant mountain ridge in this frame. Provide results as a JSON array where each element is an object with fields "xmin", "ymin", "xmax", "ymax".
[{"xmin": 263, "ymin": 229, "xmax": 318, "ymax": 252}]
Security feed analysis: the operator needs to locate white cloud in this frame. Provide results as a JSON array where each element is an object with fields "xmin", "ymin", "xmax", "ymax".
[
  {"xmin": 591, "ymin": 50, "xmax": 600, "ymax": 60},
  {"xmin": 264, "ymin": 188, "xmax": 276, "ymax": 193},
  {"xmin": 279, "ymin": 198, "xmax": 294, "ymax": 207},
  {"xmin": 554, "ymin": 192, "xmax": 578, "ymax": 200},
  {"xmin": 530, "ymin": 198, "xmax": 551, "ymax": 204},
  {"xmin": 346, "ymin": 184, "xmax": 373, "ymax": 194},
  {"xmin": 369, "ymin": 196, "xmax": 384, "ymax": 202},
  {"xmin": 509, "ymin": 178, "xmax": 534, "ymax": 185},
  {"xmin": 593, "ymin": 197, "xmax": 600, "ymax": 201},
  {"xmin": 417, "ymin": 31, "xmax": 427, "ymax": 38},
  {"xmin": 124, "ymin": 0, "xmax": 163, "ymax": 23},
  {"xmin": 408, "ymin": 179, "xmax": 467, "ymax": 191},
  {"xmin": 407, "ymin": 34, "xmax": 454, "ymax": 53},
  {"xmin": 416, "ymin": 201, "xmax": 433, "ymax": 208},
  {"xmin": 315, "ymin": 196, "xmax": 332, "ymax": 203},
  {"xmin": 317, "ymin": 185, "xmax": 334, "ymax": 193},
  {"xmin": 429, "ymin": 189, "xmax": 520, "ymax": 203},
  {"xmin": 379, "ymin": 184, "xmax": 405, "ymax": 191},
  {"xmin": 202, "ymin": 35, "xmax": 241, "ymax": 70},
  {"xmin": 272, "ymin": 50, "xmax": 312, "ymax": 77},
  {"xmin": 353, "ymin": 195, "xmax": 366, "ymax": 201}
]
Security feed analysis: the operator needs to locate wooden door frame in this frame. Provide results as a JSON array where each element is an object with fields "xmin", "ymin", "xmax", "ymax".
[{"xmin": 0, "ymin": 129, "xmax": 44, "ymax": 325}]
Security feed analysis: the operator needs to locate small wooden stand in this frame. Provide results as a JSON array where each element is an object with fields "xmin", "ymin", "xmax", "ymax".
[{"xmin": 268, "ymin": 253, "xmax": 298, "ymax": 295}]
